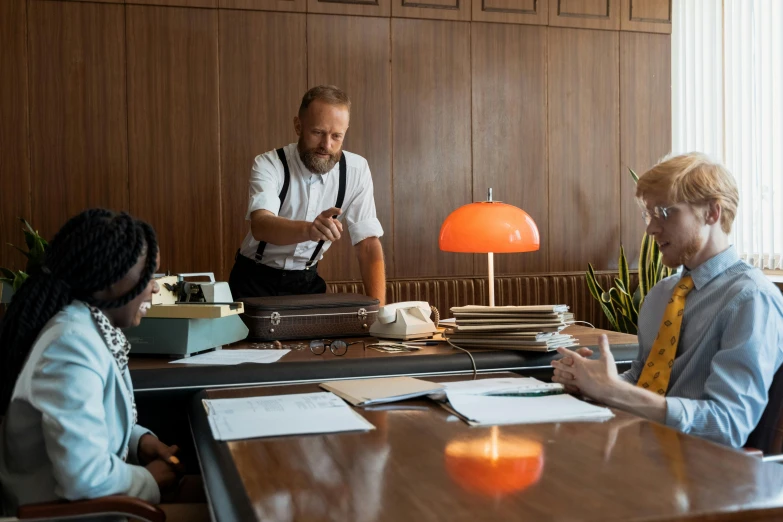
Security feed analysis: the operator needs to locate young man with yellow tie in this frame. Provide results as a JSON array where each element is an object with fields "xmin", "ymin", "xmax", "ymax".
[{"xmin": 551, "ymin": 153, "xmax": 783, "ymax": 448}]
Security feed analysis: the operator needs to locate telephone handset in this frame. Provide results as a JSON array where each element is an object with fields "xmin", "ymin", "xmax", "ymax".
[{"xmin": 370, "ymin": 301, "xmax": 440, "ymax": 340}]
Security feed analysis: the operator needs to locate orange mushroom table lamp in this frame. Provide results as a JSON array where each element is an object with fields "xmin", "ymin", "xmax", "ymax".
[{"xmin": 439, "ymin": 188, "xmax": 540, "ymax": 306}]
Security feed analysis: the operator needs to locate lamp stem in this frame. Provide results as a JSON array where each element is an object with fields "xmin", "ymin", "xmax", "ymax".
[{"xmin": 487, "ymin": 252, "xmax": 494, "ymax": 307}]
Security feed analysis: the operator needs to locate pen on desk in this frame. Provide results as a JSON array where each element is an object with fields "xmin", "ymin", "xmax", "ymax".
[
  {"xmin": 484, "ymin": 389, "xmax": 565, "ymax": 398},
  {"xmin": 402, "ymin": 341, "xmax": 439, "ymax": 346}
]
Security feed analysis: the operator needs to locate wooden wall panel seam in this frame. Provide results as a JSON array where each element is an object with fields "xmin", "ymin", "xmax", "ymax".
[
  {"xmin": 124, "ymin": 2, "xmax": 131, "ymax": 212},
  {"xmin": 388, "ymin": 16, "xmax": 395, "ymax": 278},
  {"xmin": 25, "ymin": 0, "xmax": 33, "ymax": 234}
]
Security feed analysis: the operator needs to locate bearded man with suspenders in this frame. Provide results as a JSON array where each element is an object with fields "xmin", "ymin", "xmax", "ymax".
[{"xmin": 229, "ymin": 85, "xmax": 386, "ymax": 304}]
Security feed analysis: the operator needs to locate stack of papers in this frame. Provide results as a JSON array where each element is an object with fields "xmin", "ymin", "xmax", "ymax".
[
  {"xmin": 441, "ymin": 377, "xmax": 614, "ymax": 426},
  {"xmin": 445, "ymin": 305, "xmax": 578, "ymax": 351},
  {"xmin": 321, "ymin": 376, "xmax": 444, "ymax": 406},
  {"xmin": 203, "ymin": 392, "xmax": 375, "ymax": 441},
  {"xmin": 170, "ymin": 349, "xmax": 289, "ymax": 365}
]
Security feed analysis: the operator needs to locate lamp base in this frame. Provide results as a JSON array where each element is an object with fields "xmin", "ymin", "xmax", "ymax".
[{"xmin": 488, "ymin": 252, "xmax": 494, "ymax": 307}]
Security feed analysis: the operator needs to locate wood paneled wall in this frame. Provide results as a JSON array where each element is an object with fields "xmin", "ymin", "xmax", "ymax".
[{"xmin": 0, "ymin": 0, "xmax": 671, "ymax": 282}]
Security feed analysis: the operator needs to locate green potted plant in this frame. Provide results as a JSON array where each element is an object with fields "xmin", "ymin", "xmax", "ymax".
[
  {"xmin": 585, "ymin": 169, "xmax": 673, "ymax": 334},
  {"xmin": 1, "ymin": 218, "xmax": 48, "ymax": 304}
]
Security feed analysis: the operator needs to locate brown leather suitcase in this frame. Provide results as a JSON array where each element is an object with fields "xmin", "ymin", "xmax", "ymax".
[{"xmin": 239, "ymin": 293, "xmax": 380, "ymax": 341}]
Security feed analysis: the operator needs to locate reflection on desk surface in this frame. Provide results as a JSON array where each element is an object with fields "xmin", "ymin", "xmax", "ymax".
[{"xmin": 198, "ymin": 379, "xmax": 783, "ymax": 522}]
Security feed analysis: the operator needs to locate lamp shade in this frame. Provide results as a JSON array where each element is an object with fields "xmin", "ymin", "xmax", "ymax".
[{"xmin": 439, "ymin": 201, "xmax": 540, "ymax": 253}]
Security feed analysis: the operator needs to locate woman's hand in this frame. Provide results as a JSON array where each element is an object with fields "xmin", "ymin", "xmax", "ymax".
[
  {"xmin": 145, "ymin": 459, "xmax": 179, "ymax": 492},
  {"xmin": 138, "ymin": 434, "xmax": 184, "ymax": 473}
]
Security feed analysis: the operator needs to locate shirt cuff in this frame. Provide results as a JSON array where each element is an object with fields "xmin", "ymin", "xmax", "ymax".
[
  {"xmin": 131, "ymin": 465, "xmax": 162, "ymax": 504},
  {"xmin": 664, "ymin": 397, "xmax": 687, "ymax": 430},
  {"xmin": 617, "ymin": 371, "xmax": 635, "ymax": 384},
  {"xmin": 245, "ymin": 193, "xmax": 281, "ymax": 220},
  {"xmin": 129, "ymin": 424, "xmax": 154, "ymax": 464},
  {"xmin": 348, "ymin": 218, "xmax": 384, "ymax": 246}
]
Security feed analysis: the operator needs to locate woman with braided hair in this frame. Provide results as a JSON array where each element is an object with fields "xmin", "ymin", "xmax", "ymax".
[{"xmin": 0, "ymin": 209, "xmax": 182, "ymax": 513}]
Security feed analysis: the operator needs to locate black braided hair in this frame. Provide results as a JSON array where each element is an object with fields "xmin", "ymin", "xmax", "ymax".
[{"xmin": 0, "ymin": 209, "xmax": 158, "ymax": 416}]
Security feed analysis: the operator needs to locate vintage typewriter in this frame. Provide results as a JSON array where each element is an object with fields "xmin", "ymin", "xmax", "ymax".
[{"xmin": 125, "ymin": 272, "xmax": 248, "ymax": 357}]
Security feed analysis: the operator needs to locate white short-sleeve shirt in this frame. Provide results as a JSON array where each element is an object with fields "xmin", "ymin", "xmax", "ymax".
[{"xmin": 239, "ymin": 143, "xmax": 384, "ymax": 270}]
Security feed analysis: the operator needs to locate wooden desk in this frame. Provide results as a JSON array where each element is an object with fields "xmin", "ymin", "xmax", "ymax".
[
  {"xmin": 191, "ymin": 376, "xmax": 783, "ymax": 522},
  {"xmin": 130, "ymin": 326, "xmax": 637, "ymax": 393}
]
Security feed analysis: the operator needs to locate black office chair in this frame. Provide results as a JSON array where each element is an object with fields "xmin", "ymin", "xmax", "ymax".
[{"xmin": 746, "ymin": 365, "xmax": 783, "ymax": 461}]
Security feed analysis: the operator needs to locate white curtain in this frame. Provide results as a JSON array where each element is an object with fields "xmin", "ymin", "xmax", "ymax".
[{"xmin": 673, "ymin": 0, "xmax": 783, "ymax": 269}]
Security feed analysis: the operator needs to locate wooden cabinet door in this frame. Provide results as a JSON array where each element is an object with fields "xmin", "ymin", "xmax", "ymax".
[
  {"xmin": 392, "ymin": 0, "xmax": 471, "ymax": 22},
  {"xmin": 549, "ymin": 0, "xmax": 620, "ymax": 30},
  {"xmin": 621, "ymin": 0, "xmax": 671, "ymax": 34},
  {"xmin": 219, "ymin": 0, "xmax": 306, "ymax": 12},
  {"xmin": 472, "ymin": 0, "xmax": 547, "ymax": 25},
  {"xmin": 308, "ymin": 0, "xmax": 391, "ymax": 17}
]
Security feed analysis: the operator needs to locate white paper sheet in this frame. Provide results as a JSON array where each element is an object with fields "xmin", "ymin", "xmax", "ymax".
[
  {"xmin": 443, "ymin": 377, "xmax": 564, "ymax": 395},
  {"xmin": 445, "ymin": 391, "xmax": 614, "ymax": 426},
  {"xmin": 203, "ymin": 392, "xmax": 375, "ymax": 441},
  {"xmin": 169, "ymin": 349, "xmax": 290, "ymax": 365}
]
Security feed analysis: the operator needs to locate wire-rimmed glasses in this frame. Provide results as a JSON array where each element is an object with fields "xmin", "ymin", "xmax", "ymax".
[
  {"xmin": 640, "ymin": 204, "xmax": 675, "ymax": 225},
  {"xmin": 309, "ymin": 339, "xmax": 365, "ymax": 356}
]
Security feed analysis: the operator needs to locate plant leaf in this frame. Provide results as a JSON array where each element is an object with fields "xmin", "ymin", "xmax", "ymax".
[
  {"xmin": 598, "ymin": 300, "xmax": 620, "ymax": 332},
  {"xmin": 614, "ymin": 277, "xmax": 630, "ymax": 297},
  {"xmin": 629, "ymin": 167, "xmax": 639, "ymax": 184},
  {"xmin": 23, "ymin": 229, "xmax": 36, "ymax": 250},
  {"xmin": 616, "ymin": 311, "xmax": 637, "ymax": 335},
  {"xmin": 9, "ymin": 244, "xmax": 31, "ymax": 259},
  {"xmin": 19, "ymin": 217, "xmax": 36, "ymax": 235},
  {"xmin": 619, "ymin": 244, "xmax": 631, "ymax": 295},
  {"xmin": 12, "ymin": 271, "xmax": 28, "ymax": 292},
  {"xmin": 585, "ymin": 264, "xmax": 604, "ymax": 302},
  {"xmin": 639, "ymin": 233, "xmax": 651, "ymax": 297}
]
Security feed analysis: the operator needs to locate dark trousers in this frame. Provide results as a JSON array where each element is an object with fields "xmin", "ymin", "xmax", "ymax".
[{"xmin": 228, "ymin": 251, "xmax": 327, "ymax": 300}]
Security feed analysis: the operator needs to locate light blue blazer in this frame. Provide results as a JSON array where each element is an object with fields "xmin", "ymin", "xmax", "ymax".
[{"xmin": 0, "ymin": 301, "xmax": 159, "ymax": 512}]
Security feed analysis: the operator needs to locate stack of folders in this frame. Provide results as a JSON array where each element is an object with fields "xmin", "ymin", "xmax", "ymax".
[{"xmin": 444, "ymin": 304, "xmax": 578, "ymax": 352}]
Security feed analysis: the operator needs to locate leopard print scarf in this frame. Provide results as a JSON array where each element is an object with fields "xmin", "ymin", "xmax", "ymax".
[{"xmin": 87, "ymin": 304, "xmax": 137, "ymax": 461}]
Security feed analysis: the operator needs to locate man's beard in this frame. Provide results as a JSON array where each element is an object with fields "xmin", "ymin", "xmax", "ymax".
[
  {"xmin": 663, "ymin": 227, "xmax": 705, "ymax": 268},
  {"xmin": 298, "ymin": 139, "xmax": 341, "ymax": 174}
]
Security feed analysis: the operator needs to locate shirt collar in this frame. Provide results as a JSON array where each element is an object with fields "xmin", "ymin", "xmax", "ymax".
[
  {"xmin": 682, "ymin": 245, "xmax": 740, "ymax": 290},
  {"xmin": 290, "ymin": 144, "xmax": 334, "ymax": 185}
]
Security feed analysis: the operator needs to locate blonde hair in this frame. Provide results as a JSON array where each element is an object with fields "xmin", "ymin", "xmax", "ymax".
[
  {"xmin": 298, "ymin": 85, "xmax": 351, "ymax": 118},
  {"xmin": 636, "ymin": 153, "xmax": 739, "ymax": 234}
]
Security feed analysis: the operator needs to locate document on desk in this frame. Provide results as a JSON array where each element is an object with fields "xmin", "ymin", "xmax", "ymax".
[
  {"xmin": 321, "ymin": 376, "xmax": 445, "ymax": 406},
  {"xmin": 203, "ymin": 392, "xmax": 375, "ymax": 441},
  {"xmin": 442, "ymin": 377, "xmax": 614, "ymax": 426},
  {"xmin": 169, "ymin": 349, "xmax": 289, "ymax": 365}
]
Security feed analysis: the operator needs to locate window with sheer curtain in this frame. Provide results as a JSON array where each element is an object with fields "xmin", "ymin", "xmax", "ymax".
[{"xmin": 672, "ymin": 0, "xmax": 782, "ymax": 269}]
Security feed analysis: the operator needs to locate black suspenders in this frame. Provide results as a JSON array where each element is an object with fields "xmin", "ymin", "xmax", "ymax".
[
  {"xmin": 254, "ymin": 148, "xmax": 347, "ymax": 269},
  {"xmin": 306, "ymin": 153, "xmax": 347, "ymax": 270},
  {"xmin": 254, "ymin": 148, "xmax": 291, "ymax": 262}
]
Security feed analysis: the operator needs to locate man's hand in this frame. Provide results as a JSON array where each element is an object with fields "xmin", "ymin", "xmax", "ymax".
[
  {"xmin": 309, "ymin": 207, "xmax": 343, "ymax": 242},
  {"xmin": 551, "ymin": 334, "xmax": 618, "ymax": 401},
  {"xmin": 138, "ymin": 434, "xmax": 184, "ymax": 473},
  {"xmin": 556, "ymin": 346, "xmax": 593, "ymax": 394}
]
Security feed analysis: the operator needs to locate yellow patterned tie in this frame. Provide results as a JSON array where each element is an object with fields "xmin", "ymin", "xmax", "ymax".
[{"xmin": 636, "ymin": 275, "xmax": 695, "ymax": 395}]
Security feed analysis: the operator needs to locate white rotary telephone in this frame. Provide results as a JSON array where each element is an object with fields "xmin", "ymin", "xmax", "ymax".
[{"xmin": 369, "ymin": 301, "xmax": 439, "ymax": 340}]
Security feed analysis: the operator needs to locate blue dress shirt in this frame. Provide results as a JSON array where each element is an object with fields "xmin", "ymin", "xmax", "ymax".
[{"xmin": 619, "ymin": 246, "xmax": 783, "ymax": 448}]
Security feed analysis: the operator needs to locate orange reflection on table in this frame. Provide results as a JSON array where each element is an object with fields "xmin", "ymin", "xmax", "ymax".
[{"xmin": 444, "ymin": 426, "xmax": 544, "ymax": 496}]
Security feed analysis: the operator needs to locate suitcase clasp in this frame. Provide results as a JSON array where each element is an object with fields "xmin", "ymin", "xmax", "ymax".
[
  {"xmin": 358, "ymin": 308, "xmax": 368, "ymax": 319},
  {"xmin": 271, "ymin": 312, "xmax": 281, "ymax": 325}
]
